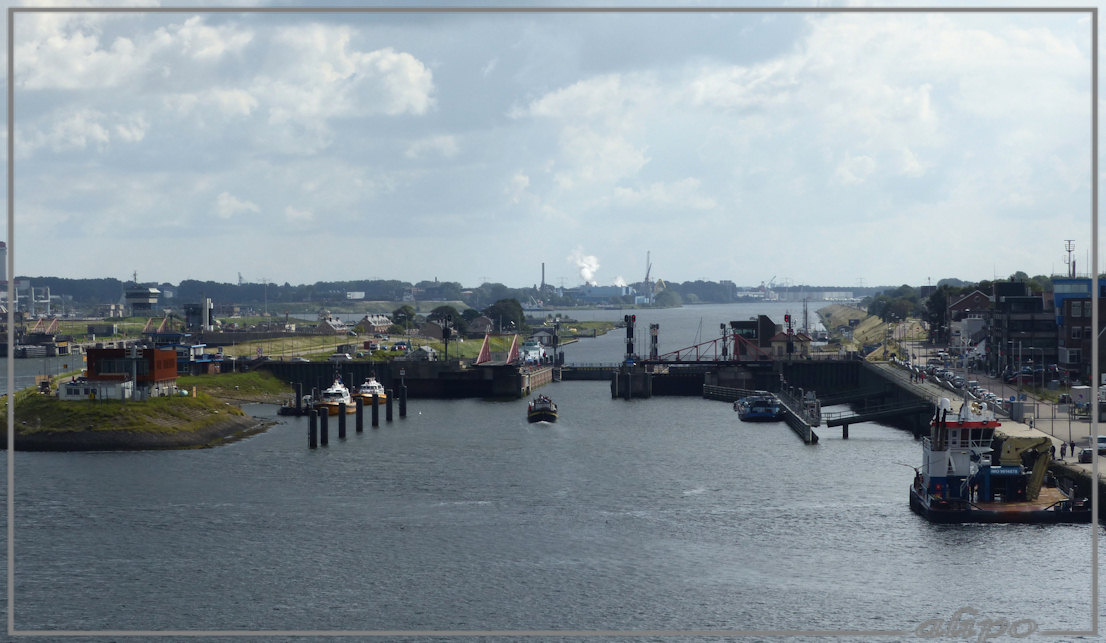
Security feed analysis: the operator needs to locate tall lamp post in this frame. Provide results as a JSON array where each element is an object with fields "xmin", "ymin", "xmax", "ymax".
[{"xmin": 1028, "ymin": 347, "xmax": 1045, "ymax": 389}]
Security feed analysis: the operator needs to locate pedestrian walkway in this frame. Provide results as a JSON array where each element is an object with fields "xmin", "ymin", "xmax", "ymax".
[{"xmin": 880, "ymin": 354, "xmax": 1104, "ymax": 478}]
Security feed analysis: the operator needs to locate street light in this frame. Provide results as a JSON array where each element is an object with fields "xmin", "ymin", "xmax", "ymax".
[{"xmin": 1027, "ymin": 347, "xmax": 1045, "ymax": 389}]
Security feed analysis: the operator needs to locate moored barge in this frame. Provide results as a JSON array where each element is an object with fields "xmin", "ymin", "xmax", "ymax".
[{"xmin": 909, "ymin": 397, "xmax": 1090, "ymax": 524}]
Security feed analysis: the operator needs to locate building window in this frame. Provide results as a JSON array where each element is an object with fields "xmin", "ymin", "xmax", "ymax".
[
  {"xmin": 1072, "ymin": 326, "xmax": 1083, "ymax": 339},
  {"xmin": 1072, "ymin": 301, "xmax": 1083, "ymax": 317},
  {"xmin": 1068, "ymin": 349, "xmax": 1082, "ymax": 364}
]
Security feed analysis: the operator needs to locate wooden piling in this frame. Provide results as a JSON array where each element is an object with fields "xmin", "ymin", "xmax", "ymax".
[
  {"xmin": 386, "ymin": 389, "xmax": 393, "ymax": 422},
  {"xmin": 296, "ymin": 383, "xmax": 303, "ymax": 414},
  {"xmin": 842, "ymin": 424, "xmax": 849, "ymax": 439},
  {"xmin": 399, "ymin": 385, "xmax": 407, "ymax": 417},
  {"xmin": 338, "ymin": 403, "xmax": 347, "ymax": 439},
  {"xmin": 356, "ymin": 397, "xmax": 364, "ymax": 433},
  {"xmin": 308, "ymin": 409, "xmax": 318, "ymax": 449},
  {"xmin": 320, "ymin": 410, "xmax": 329, "ymax": 446},
  {"xmin": 372, "ymin": 394, "xmax": 380, "ymax": 427}
]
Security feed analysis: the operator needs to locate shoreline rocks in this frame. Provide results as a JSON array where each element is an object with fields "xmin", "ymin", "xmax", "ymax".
[{"xmin": 5, "ymin": 414, "xmax": 275, "ymax": 451}]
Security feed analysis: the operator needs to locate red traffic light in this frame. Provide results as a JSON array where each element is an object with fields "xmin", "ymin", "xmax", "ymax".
[
  {"xmin": 631, "ymin": 315, "xmax": 636, "ymax": 323},
  {"xmin": 784, "ymin": 314, "xmax": 791, "ymax": 323}
]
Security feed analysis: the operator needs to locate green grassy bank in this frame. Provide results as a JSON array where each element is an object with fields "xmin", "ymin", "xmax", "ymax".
[{"xmin": 4, "ymin": 379, "xmax": 271, "ymax": 451}]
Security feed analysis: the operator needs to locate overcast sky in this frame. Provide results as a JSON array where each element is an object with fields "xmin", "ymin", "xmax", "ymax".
[{"xmin": 5, "ymin": 1, "xmax": 1096, "ymax": 289}]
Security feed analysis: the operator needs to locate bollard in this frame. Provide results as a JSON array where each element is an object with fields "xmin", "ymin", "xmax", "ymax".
[
  {"xmin": 338, "ymin": 403, "xmax": 347, "ymax": 439},
  {"xmin": 320, "ymin": 410, "xmax": 329, "ymax": 446},
  {"xmin": 356, "ymin": 397, "xmax": 364, "ymax": 433},
  {"xmin": 308, "ymin": 409, "xmax": 318, "ymax": 449},
  {"xmin": 399, "ymin": 385, "xmax": 407, "ymax": 418},
  {"xmin": 843, "ymin": 424, "xmax": 849, "ymax": 440},
  {"xmin": 386, "ymin": 389, "xmax": 393, "ymax": 422},
  {"xmin": 372, "ymin": 394, "xmax": 380, "ymax": 427}
]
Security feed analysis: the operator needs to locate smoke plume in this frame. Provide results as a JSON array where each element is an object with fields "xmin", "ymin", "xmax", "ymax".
[{"xmin": 568, "ymin": 247, "xmax": 600, "ymax": 285}]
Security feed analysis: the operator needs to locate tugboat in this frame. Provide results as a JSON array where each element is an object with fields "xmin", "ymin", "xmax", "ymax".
[
  {"xmin": 351, "ymin": 376, "xmax": 388, "ymax": 405},
  {"xmin": 908, "ymin": 397, "xmax": 1089, "ymax": 523},
  {"xmin": 314, "ymin": 377, "xmax": 356, "ymax": 415},
  {"xmin": 734, "ymin": 392, "xmax": 782, "ymax": 422},
  {"xmin": 527, "ymin": 394, "xmax": 558, "ymax": 423}
]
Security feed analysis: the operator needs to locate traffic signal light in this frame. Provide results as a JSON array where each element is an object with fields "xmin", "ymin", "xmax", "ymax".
[{"xmin": 784, "ymin": 314, "xmax": 791, "ymax": 323}]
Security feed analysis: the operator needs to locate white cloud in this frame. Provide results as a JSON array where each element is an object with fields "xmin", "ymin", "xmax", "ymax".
[
  {"xmin": 172, "ymin": 15, "xmax": 253, "ymax": 61},
  {"xmin": 405, "ymin": 135, "xmax": 459, "ymax": 160},
  {"xmin": 20, "ymin": 108, "xmax": 110, "ymax": 154},
  {"xmin": 612, "ymin": 178, "xmax": 716, "ymax": 210},
  {"xmin": 113, "ymin": 113, "xmax": 148, "ymax": 143},
  {"xmin": 551, "ymin": 126, "xmax": 650, "ymax": 189},
  {"xmin": 257, "ymin": 26, "xmax": 435, "ymax": 121},
  {"xmin": 522, "ymin": 72, "xmax": 660, "ymax": 128},
  {"xmin": 834, "ymin": 154, "xmax": 877, "ymax": 186},
  {"xmin": 15, "ymin": 14, "xmax": 254, "ymax": 90},
  {"xmin": 215, "ymin": 192, "xmax": 259, "ymax": 219},
  {"xmin": 506, "ymin": 171, "xmax": 530, "ymax": 205},
  {"xmin": 285, "ymin": 205, "xmax": 313, "ymax": 223}
]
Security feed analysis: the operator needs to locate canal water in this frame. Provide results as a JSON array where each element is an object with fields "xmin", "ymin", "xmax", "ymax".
[{"xmin": 3, "ymin": 305, "xmax": 1101, "ymax": 638}]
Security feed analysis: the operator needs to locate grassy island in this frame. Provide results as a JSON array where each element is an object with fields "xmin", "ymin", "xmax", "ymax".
[{"xmin": 3, "ymin": 375, "xmax": 282, "ymax": 451}]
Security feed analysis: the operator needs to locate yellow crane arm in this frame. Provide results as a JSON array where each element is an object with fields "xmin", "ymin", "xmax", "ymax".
[{"xmin": 998, "ymin": 436, "xmax": 1053, "ymax": 501}]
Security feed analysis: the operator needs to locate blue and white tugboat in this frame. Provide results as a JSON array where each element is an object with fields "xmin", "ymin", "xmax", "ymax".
[
  {"xmin": 909, "ymin": 397, "xmax": 1089, "ymax": 523},
  {"xmin": 734, "ymin": 392, "xmax": 782, "ymax": 422}
]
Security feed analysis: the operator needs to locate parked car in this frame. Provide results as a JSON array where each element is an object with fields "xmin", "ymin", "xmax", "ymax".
[
  {"xmin": 1097, "ymin": 435, "xmax": 1106, "ymax": 455},
  {"xmin": 289, "ymin": 356, "xmax": 309, "ymax": 363},
  {"xmin": 328, "ymin": 352, "xmax": 353, "ymax": 362},
  {"xmin": 1079, "ymin": 447, "xmax": 1094, "ymax": 464}
]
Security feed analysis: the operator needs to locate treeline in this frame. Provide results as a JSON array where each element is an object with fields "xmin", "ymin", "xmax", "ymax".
[
  {"xmin": 26, "ymin": 275, "xmax": 893, "ymax": 309},
  {"xmin": 862, "ymin": 272, "xmax": 1054, "ymax": 329}
]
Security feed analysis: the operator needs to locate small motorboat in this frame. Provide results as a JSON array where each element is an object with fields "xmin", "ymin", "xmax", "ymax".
[
  {"xmin": 735, "ymin": 392, "xmax": 782, "ymax": 422},
  {"xmin": 351, "ymin": 376, "xmax": 388, "ymax": 405},
  {"xmin": 527, "ymin": 394, "xmax": 558, "ymax": 423},
  {"xmin": 314, "ymin": 377, "xmax": 356, "ymax": 415}
]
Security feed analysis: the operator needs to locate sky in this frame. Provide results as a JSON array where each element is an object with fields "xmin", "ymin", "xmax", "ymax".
[{"xmin": 3, "ymin": 1, "xmax": 1097, "ymax": 290}]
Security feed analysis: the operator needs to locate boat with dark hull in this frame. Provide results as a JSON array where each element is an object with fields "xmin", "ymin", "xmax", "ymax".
[
  {"xmin": 909, "ymin": 397, "xmax": 1089, "ymax": 524},
  {"xmin": 527, "ymin": 394, "xmax": 558, "ymax": 423},
  {"xmin": 734, "ymin": 392, "xmax": 782, "ymax": 422}
]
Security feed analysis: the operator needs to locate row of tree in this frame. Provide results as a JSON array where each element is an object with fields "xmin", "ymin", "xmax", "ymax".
[
  {"xmin": 390, "ymin": 299, "xmax": 526, "ymax": 337},
  {"xmin": 862, "ymin": 271, "xmax": 1054, "ymax": 332}
]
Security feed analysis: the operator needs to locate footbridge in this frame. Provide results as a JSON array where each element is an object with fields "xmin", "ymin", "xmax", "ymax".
[{"xmin": 822, "ymin": 400, "xmax": 934, "ymax": 438}]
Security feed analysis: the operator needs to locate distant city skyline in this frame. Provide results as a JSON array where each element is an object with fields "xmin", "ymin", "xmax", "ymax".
[{"xmin": 6, "ymin": 4, "xmax": 1095, "ymax": 289}]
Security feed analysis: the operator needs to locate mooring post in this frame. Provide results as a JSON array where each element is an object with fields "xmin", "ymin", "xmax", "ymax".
[
  {"xmin": 320, "ymin": 411, "xmax": 329, "ymax": 446},
  {"xmin": 296, "ymin": 383, "xmax": 303, "ymax": 414},
  {"xmin": 372, "ymin": 394, "xmax": 380, "ymax": 427},
  {"xmin": 386, "ymin": 389, "xmax": 394, "ymax": 422},
  {"xmin": 338, "ymin": 403, "xmax": 347, "ymax": 439},
  {"xmin": 308, "ymin": 409, "xmax": 318, "ymax": 449},
  {"xmin": 356, "ymin": 397, "xmax": 364, "ymax": 433},
  {"xmin": 399, "ymin": 386, "xmax": 407, "ymax": 418},
  {"xmin": 842, "ymin": 424, "xmax": 849, "ymax": 439}
]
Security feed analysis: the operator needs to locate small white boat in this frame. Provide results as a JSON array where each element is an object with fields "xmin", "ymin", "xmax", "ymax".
[
  {"xmin": 315, "ymin": 377, "xmax": 355, "ymax": 415},
  {"xmin": 351, "ymin": 377, "xmax": 388, "ymax": 405}
]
